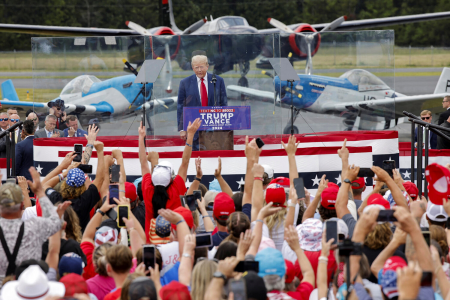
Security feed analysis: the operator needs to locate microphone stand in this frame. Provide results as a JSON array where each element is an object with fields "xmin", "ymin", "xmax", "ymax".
[
  {"xmin": 212, "ymin": 73, "xmax": 217, "ymax": 106},
  {"xmin": 1, "ymin": 121, "xmax": 23, "ymax": 177}
]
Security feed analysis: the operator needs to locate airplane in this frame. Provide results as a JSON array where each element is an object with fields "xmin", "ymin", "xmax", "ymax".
[{"xmin": 1, "ymin": 0, "xmax": 450, "ymax": 88}]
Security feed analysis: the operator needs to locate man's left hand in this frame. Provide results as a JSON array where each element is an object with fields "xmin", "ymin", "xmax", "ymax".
[{"xmin": 68, "ymin": 127, "xmax": 76, "ymax": 137}]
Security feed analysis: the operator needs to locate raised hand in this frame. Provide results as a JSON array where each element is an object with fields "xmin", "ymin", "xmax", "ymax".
[
  {"xmin": 138, "ymin": 121, "xmax": 146, "ymax": 139},
  {"xmin": 285, "ymin": 225, "xmax": 300, "ymax": 251},
  {"xmin": 258, "ymin": 202, "xmax": 282, "ymax": 219},
  {"xmin": 317, "ymin": 175, "xmax": 328, "ymax": 194},
  {"xmin": 94, "ymin": 140, "xmax": 104, "ymax": 152},
  {"xmin": 56, "ymin": 201, "xmax": 72, "ymax": 218},
  {"xmin": 281, "ymin": 135, "xmax": 300, "ymax": 156},
  {"xmin": 252, "ymin": 163, "xmax": 264, "ymax": 178},
  {"xmin": 244, "ymin": 136, "xmax": 260, "ymax": 160},
  {"xmin": 60, "ymin": 151, "xmax": 76, "ymax": 169},
  {"xmin": 396, "ymin": 261, "xmax": 422, "ymax": 300},
  {"xmin": 112, "ymin": 149, "xmax": 123, "ymax": 160},
  {"xmin": 147, "ymin": 151, "xmax": 159, "ymax": 166},
  {"xmin": 184, "ymin": 234, "xmax": 196, "ymax": 253},
  {"xmin": 344, "ymin": 164, "xmax": 360, "ymax": 182},
  {"xmin": 337, "ymin": 138, "xmax": 349, "ymax": 161},
  {"xmin": 195, "ymin": 157, "xmax": 203, "ymax": 178},
  {"xmin": 158, "ymin": 208, "xmax": 183, "ymax": 225},
  {"xmin": 84, "ymin": 124, "xmax": 99, "ymax": 144},
  {"xmin": 372, "ymin": 166, "xmax": 392, "ymax": 184},
  {"xmin": 68, "ymin": 126, "xmax": 76, "ymax": 137},
  {"xmin": 187, "ymin": 118, "xmax": 202, "ymax": 136},
  {"xmin": 27, "ymin": 167, "xmax": 44, "ymax": 195},
  {"xmin": 217, "ymin": 256, "xmax": 239, "ymax": 277},
  {"xmin": 17, "ymin": 176, "xmax": 28, "ymax": 192},
  {"xmin": 214, "ymin": 157, "xmax": 222, "ymax": 178},
  {"xmin": 393, "ymin": 206, "xmax": 419, "ymax": 234}
]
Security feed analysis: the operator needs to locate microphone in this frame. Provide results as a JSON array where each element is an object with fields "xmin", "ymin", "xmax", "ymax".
[
  {"xmin": 211, "ymin": 73, "xmax": 217, "ymax": 83},
  {"xmin": 0, "ymin": 121, "xmax": 23, "ymax": 139}
]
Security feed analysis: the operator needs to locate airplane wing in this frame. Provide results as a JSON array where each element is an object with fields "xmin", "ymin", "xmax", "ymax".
[
  {"xmin": 227, "ymin": 85, "xmax": 293, "ymax": 109},
  {"xmin": 0, "ymin": 24, "xmax": 138, "ymax": 36},
  {"xmin": 321, "ymin": 93, "xmax": 450, "ymax": 117},
  {"xmin": 258, "ymin": 11, "xmax": 450, "ymax": 33}
]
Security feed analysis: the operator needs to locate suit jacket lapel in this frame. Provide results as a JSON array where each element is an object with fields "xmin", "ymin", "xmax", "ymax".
[
  {"xmin": 207, "ymin": 73, "xmax": 215, "ymax": 106},
  {"xmin": 192, "ymin": 75, "xmax": 201, "ymax": 105}
]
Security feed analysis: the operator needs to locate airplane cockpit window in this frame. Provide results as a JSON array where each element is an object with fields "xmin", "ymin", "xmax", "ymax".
[
  {"xmin": 218, "ymin": 20, "xmax": 231, "ymax": 29},
  {"xmin": 218, "ymin": 17, "xmax": 248, "ymax": 29},
  {"xmin": 339, "ymin": 69, "xmax": 389, "ymax": 91},
  {"xmin": 197, "ymin": 23, "xmax": 210, "ymax": 33},
  {"xmin": 61, "ymin": 75, "xmax": 101, "ymax": 95}
]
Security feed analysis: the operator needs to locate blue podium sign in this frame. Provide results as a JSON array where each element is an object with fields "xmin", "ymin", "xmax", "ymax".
[{"xmin": 183, "ymin": 106, "xmax": 251, "ymax": 131}]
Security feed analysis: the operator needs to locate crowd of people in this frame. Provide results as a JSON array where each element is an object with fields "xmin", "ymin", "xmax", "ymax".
[{"xmin": 0, "ymin": 110, "xmax": 448, "ymax": 300}]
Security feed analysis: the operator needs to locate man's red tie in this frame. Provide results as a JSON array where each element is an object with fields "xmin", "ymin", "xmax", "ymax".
[
  {"xmin": 56, "ymin": 118, "xmax": 59, "ymax": 129},
  {"xmin": 200, "ymin": 78, "xmax": 208, "ymax": 106}
]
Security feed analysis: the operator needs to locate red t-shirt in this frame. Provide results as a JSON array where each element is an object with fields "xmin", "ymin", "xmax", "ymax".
[
  {"xmin": 294, "ymin": 250, "xmax": 337, "ymax": 286},
  {"xmin": 286, "ymin": 282, "xmax": 314, "ymax": 300},
  {"xmin": 143, "ymin": 173, "xmax": 187, "ymax": 242},
  {"xmin": 81, "ymin": 241, "xmax": 96, "ymax": 280},
  {"xmin": 104, "ymin": 288, "xmax": 122, "ymax": 300}
]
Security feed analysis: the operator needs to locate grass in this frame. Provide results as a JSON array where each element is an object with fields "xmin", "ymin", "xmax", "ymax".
[{"xmin": 0, "ymin": 88, "xmax": 60, "ymax": 102}]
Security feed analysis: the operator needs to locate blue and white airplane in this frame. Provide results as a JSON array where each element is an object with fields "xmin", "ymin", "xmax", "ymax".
[{"xmin": 0, "ymin": 73, "xmax": 178, "ymax": 124}]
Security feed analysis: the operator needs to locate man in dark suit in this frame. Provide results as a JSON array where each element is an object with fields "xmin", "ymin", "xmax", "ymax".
[
  {"xmin": 177, "ymin": 54, "xmax": 227, "ymax": 150},
  {"xmin": 437, "ymin": 96, "xmax": 450, "ymax": 149},
  {"xmin": 415, "ymin": 110, "xmax": 437, "ymax": 149},
  {"xmin": 35, "ymin": 115, "xmax": 64, "ymax": 138},
  {"xmin": 63, "ymin": 115, "xmax": 87, "ymax": 137},
  {"xmin": 15, "ymin": 120, "xmax": 35, "ymax": 180}
]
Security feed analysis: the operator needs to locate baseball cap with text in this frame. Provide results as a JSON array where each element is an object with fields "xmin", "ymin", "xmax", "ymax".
[
  {"xmin": 213, "ymin": 192, "xmax": 235, "ymax": 220},
  {"xmin": 321, "ymin": 186, "xmax": 338, "ymax": 209},
  {"xmin": 425, "ymin": 163, "xmax": 450, "ymax": 205}
]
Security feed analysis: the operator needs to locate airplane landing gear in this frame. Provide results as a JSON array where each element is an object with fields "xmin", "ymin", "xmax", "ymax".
[
  {"xmin": 283, "ymin": 108, "xmax": 300, "ymax": 134},
  {"xmin": 238, "ymin": 61, "xmax": 250, "ymax": 100}
]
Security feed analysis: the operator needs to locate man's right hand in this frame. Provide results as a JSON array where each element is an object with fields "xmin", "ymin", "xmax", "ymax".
[
  {"xmin": 68, "ymin": 127, "xmax": 76, "ymax": 137},
  {"xmin": 179, "ymin": 130, "xmax": 187, "ymax": 140},
  {"xmin": 51, "ymin": 132, "xmax": 60, "ymax": 138}
]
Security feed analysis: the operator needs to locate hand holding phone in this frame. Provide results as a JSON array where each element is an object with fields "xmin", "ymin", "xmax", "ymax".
[
  {"xmin": 143, "ymin": 245, "xmax": 156, "ymax": 270},
  {"xmin": 109, "ymin": 184, "xmax": 119, "ymax": 205},
  {"xmin": 73, "ymin": 144, "xmax": 83, "ymax": 162},
  {"xmin": 195, "ymin": 232, "xmax": 213, "ymax": 248},
  {"xmin": 377, "ymin": 210, "xmax": 397, "ymax": 222},
  {"xmin": 325, "ymin": 220, "xmax": 338, "ymax": 245},
  {"xmin": 382, "ymin": 160, "xmax": 396, "ymax": 178},
  {"xmin": 357, "ymin": 168, "xmax": 375, "ymax": 178},
  {"xmin": 293, "ymin": 177, "xmax": 305, "ymax": 199},
  {"xmin": 117, "ymin": 205, "xmax": 129, "ymax": 228},
  {"xmin": 111, "ymin": 164, "xmax": 121, "ymax": 183}
]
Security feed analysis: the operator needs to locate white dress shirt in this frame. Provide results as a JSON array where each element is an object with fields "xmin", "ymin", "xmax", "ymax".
[{"xmin": 197, "ymin": 75, "xmax": 208, "ymax": 99}]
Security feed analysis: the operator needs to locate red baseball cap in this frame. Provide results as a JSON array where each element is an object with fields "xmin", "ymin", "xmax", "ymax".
[
  {"xmin": 171, "ymin": 207, "xmax": 194, "ymax": 230},
  {"xmin": 328, "ymin": 182, "xmax": 340, "ymax": 190},
  {"xmin": 59, "ymin": 273, "xmax": 88, "ymax": 296},
  {"xmin": 265, "ymin": 187, "xmax": 286, "ymax": 208},
  {"xmin": 367, "ymin": 194, "xmax": 390, "ymax": 210},
  {"xmin": 269, "ymin": 177, "xmax": 290, "ymax": 188},
  {"xmin": 383, "ymin": 256, "xmax": 407, "ymax": 272},
  {"xmin": 426, "ymin": 163, "xmax": 450, "ymax": 205},
  {"xmin": 403, "ymin": 181, "xmax": 419, "ymax": 201},
  {"xmin": 285, "ymin": 259, "xmax": 295, "ymax": 284},
  {"xmin": 125, "ymin": 182, "xmax": 137, "ymax": 202},
  {"xmin": 321, "ymin": 187, "xmax": 338, "ymax": 209},
  {"xmin": 351, "ymin": 177, "xmax": 366, "ymax": 190},
  {"xmin": 160, "ymin": 281, "xmax": 191, "ymax": 300},
  {"xmin": 213, "ymin": 192, "xmax": 235, "ymax": 220}
]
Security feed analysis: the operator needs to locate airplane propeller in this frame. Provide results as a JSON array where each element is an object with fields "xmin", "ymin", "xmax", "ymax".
[{"xmin": 267, "ymin": 16, "xmax": 346, "ymax": 75}]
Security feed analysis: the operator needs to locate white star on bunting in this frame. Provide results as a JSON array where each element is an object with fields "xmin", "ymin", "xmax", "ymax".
[
  {"xmin": 311, "ymin": 175, "xmax": 320, "ymax": 186},
  {"xmin": 36, "ymin": 164, "xmax": 43, "ymax": 174},
  {"xmin": 236, "ymin": 177, "xmax": 245, "ymax": 189}
]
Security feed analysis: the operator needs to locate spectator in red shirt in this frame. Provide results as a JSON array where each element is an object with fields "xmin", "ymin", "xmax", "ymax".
[
  {"xmin": 138, "ymin": 119, "xmax": 202, "ymax": 242},
  {"xmin": 103, "ymin": 245, "xmax": 133, "ymax": 300}
]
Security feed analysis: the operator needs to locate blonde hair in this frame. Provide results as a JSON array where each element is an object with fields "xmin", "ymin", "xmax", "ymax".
[
  {"xmin": 63, "ymin": 205, "xmax": 82, "ymax": 243},
  {"xmin": 264, "ymin": 199, "xmax": 287, "ymax": 235},
  {"xmin": 60, "ymin": 180, "xmax": 87, "ymax": 200},
  {"xmin": 190, "ymin": 260, "xmax": 218, "ymax": 300},
  {"xmin": 420, "ymin": 110, "xmax": 432, "ymax": 116},
  {"xmin": 364, "ymin": 223, "xmax": 392, "ymax": 249},
  {"xmin": 93, "ymin": 243, "xmax": 113, "ymax": 276},
  {"xmin": 191, "ymin": 55, "xmax": 208, "ymax": 66}
]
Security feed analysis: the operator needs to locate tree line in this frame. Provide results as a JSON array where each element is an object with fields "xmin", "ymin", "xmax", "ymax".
[{"xmin": 0, "ymin": 0, "xmax": 449, "ymax": 51}]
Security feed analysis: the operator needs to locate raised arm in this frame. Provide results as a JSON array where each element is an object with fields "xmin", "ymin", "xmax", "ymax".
[
  {"xmin": 92, "ymin": 141, "xmax": 105, "ymax": 190},
  {"xmin": 247, "ymin": 203, "xmax": 281, "ymax": 257},
  {"xmin": 336, "ymin": 165, "xmax": 359, "ymax": 219},
  {"xmin": 81, "ymin": 197, "xmax": 116, "ymax": 245},
  {"xmin": 197, "ymin": 196, "xmax": 214, "ymax": 232},
  {"xmin": 303, "ymin": 175, "xmax": 327, "ymax": 222},
  {"xmin": 214, "ymin": 157, "xmax": 233, "ymax": 197},
  {"xmin": 281, "ymin": 135, "xmax": 300, "ymax": 186},
  {"xmin": 284, "ymin": 185, "xmax": 299, "ymax": 229},
  {"xmin": 112, "ymin": 149, "xmax": 126, "ymax": 183},
  {"xmin": 204, "ymin": 257, "xmax": 239, "ymax": 300},
  {"xmin": 123, "ymin": 216, "xmax": 144, "ymax": 258},
  {"xmin": 187, "ymin": 157, "xmax": 202, "ymax": 195},
  {"xmin": 158, "ymin": 208, "xmax": 190, "ymax": 262},
  {"xmin": 318, "ymin": 232, "xmax": 334, "ymax": 298},
  {"xmin": 358, "ymin": 179, "xmax": 384, "ymax": 216},
  {"xmin": 250, "ymin": 163, "xmax": 265, "ymax": 222},
  {"xmin": 17, "ymin": 176, "xmax": 31, "ymax": 209},
  {"xmin": 42, "ymin": 151, "xmax": 76, "ymax": 185},
  {"xmin": 138, "ymin": 121, "xmax": 150, "ymax": 176},
  {"xmin": 371, "ymin": 228, "xmax": 407, "ymax": 278},
  {"xmin": 373, "ymin": 166, "xmax": 408, "ymax": 209},
  {"xmin": 82, "ymin": 125, "xmax": 99, "ymax": 165},
  {"xmin": 285, "ymin": 225, "xmax": 315, "ymax": 286},
  {"xmin": 179, "ymin": 234, "xmax": 196, "ymax": 286},
  {"xmin": 243, "ymin": 136, "xmax": 262, "ymax": 208},
  {"xmin": 178, "ymin": 118, "xmax": 202, "ymax": 181},
  {"xmin": 147, "ymin": 151, "xmax": 159, "ymax": 174}
]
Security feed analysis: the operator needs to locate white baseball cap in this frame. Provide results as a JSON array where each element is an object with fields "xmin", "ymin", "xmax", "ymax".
[
  {"xmin": 262, "ymin": 164, "xmax": 274, "ymax": 179},
  {"xmin": 152, "ymin": 161, "xmax": 173, "ymax": 187},
  {"xmin": 426, "ymin": 203, "xmax": 448, "ymax": 222}
]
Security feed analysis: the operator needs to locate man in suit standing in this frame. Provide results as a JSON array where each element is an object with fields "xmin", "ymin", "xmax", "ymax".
[
  {"xmin": 437, "ymin": 96, "xmax": 450, "ymax": 149},
  {"xmin": 177, "ymin": 54, "xmax": 227, "ymax": 150},
  {"xmin": 34, "ymin": 115, "xmax": 63, "ymax": 138},
  {"xmin": 63, "ymin": 115, "xmax": 87, "ymax": 137},
  {"xmin": 415, "ymin": 110, "xmax": 437, "ymax": 149},
  {"xmin": 15, "ymin": 120, "xmax": 35, "ymax": 180},
  {"xmin": 8, "ymin": 113, "xmax": 22, "ymax": 144}
]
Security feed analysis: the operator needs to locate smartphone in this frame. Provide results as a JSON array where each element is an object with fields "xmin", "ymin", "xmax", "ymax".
[
  {"xmin": 107, "ymin": 207, "xmax": 117, "ymax": 221},
  {"xmin": 78, "ymin": 164, "xmax": 93, "ymax": 174},
  {"xmin": 382, "ymin": 160, "xmax": 396, "ymax": 178},
  {"xmin": 293, "ymin": 177, "xmax": 305, "ymax": 199},
  {"xmin": 422, "ymin": 231, "xmax": 430, "ymax": 246},
  {"xmin": 109, "ymin": 184, "xmax": 119, "ymax": 205},
  {"xmin": 111, "ymin": 164, "xmax": 121, "ymax": 183},
  {"xmin": 180, "ymin": 195, "xmax": 186, "ymax": 207},
  {"xmin": 143, "ymin": 245, "xmax": 156, "ymax": 270},
  {"xmin": 326, "ymin": 220, "xmax": 338, "ymax": 245},
  {"xmin": 73, "ymin": 144, "xmax": 83, "ymax": 162},
  {"xmin": 185, "ymin": 194, "xmax": 198, "ymax": 212},
  {"xmin": 421, "ymin": 271, "xmax": 433, "ymax": 287},
  {"xmin": 193, "ymin": 190, "xmax": 202, "ymax": 202},
  {"xmin": 377, "ymin": 210, "xmax": 397, "ymax": 222},
  {"xmin": 234, "ymin": 261, "xmax": 259, "ymax": 273},
  {"xmin": 229, "ymin": 279, "xmax": 247, "ymax": 300},
  {"xmin": 357, "ymin": 168, "xmax": 375, "ymax": 178},
  {"xmin": 117, "ymin": 205, "xmax": 129, "ymax": 228},
  {"xmin": 255, "ymin": 137, "xmax": 265, "ymax": 149},
  {"xmin": 195, "ymin": 232, "xmax": 213, "ymax": 248}
]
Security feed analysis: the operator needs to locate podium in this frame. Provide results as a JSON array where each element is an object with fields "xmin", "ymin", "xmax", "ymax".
[{"xmin": 183, "ymin": 106, "xmax": 251, "ymax": 150}]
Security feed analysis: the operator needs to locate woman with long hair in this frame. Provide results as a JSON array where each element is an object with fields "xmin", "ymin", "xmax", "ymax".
[{"xmin": 190, "ymin": 260, "xmax": 218, "ymax": 300}]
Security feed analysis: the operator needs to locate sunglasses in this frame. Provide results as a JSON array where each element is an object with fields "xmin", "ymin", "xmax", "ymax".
[
  {"xmin": 30, "ymin": 118, "xmax": 37, "ymax": 121},
  {"xmin": 443, "ymin": 100, "xmax": 448, "ymax": 103},
  {"xmin": 196, "ymin": 257, "xmax": 219, "ymax": 264},
  {"xmin": 55, "ymin": 107, "xmax": 61, "ymax": 111},
  {"xmin": 9, "ymin": 119, "xmax": 19, "ymax": 122},
  {"xmin": 0, "ymin": 118, "xmax": 8, "ymax": 121},
  {"xmin": 421, "ymin": 117, "xmax": 430, "ymax": 120}
]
